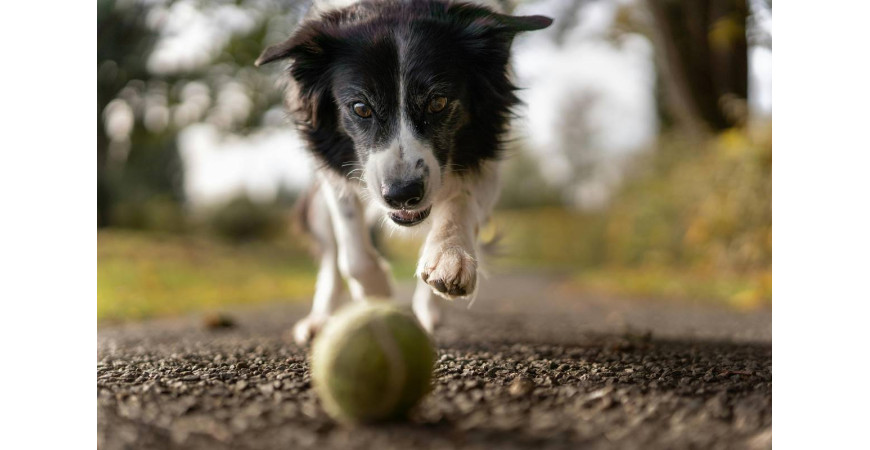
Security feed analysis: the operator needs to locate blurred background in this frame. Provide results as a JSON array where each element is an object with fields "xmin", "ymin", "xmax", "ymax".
[{"xmin": 97, "ymin": 0, "xmax": 771, "ymax": 323}]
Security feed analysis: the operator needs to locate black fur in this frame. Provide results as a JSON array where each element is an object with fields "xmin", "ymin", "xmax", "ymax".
[{"xmin": 257, "ymin": 0, "xmax": 552, "ymax": 177}]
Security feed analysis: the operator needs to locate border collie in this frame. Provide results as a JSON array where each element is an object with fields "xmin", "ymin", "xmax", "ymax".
[{"xmin": 256, "ymin": 0, "xmax": 552, "ymax": 344}]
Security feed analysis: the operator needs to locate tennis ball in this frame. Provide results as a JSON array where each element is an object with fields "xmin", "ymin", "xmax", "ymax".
[{"xmin": 310, "ymin": 301, "xmax": 436, "ymax": 423}]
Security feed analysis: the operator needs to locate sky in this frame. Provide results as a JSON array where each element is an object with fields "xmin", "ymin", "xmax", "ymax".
[{"xmin": 142, "ymin": 0, "xmax": 772, "ymax": 209}]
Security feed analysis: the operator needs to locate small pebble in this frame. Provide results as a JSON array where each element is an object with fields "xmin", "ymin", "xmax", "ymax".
[{"xmin": 509, "ymin": 376, "xmax": 536, "ymax": 397}]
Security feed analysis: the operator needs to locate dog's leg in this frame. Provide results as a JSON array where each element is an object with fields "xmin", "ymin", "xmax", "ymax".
[
  {"xmin": 417, "ymin": 163, "xmax": 500, "ymax": 300},
  {"xmin": 412, "ymin": 277, "xmax": 440, "ymax": 333},
  {"xmin": 321, "ymin": 176, "xmax": 393, "ymax": 303},
  {"xmin": 292, "ymin": 187, "xmax": 344, "ymax": 345}
]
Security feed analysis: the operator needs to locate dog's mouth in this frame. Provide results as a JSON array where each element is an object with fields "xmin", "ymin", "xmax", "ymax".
[{"xmin": 388, "ymin": 205, "xmax": 432, "ymax": 227}]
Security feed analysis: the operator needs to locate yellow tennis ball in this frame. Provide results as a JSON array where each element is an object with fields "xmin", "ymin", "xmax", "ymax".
[{"xmin": 310, "ymin": 301, "xmax": 436, "ymax": 423}]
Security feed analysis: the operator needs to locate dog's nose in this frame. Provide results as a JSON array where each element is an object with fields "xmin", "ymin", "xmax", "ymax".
[{"xmin": 382, "ymin": 180, "xmax": 424, "ymax": 209}]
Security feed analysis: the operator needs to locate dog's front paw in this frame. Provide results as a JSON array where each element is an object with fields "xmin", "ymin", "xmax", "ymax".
[
  {"xmin": 290, "ymin": 314, "xmax": 327, "ymax": 346},
  {"xmin": 418, "ymin": 244, "xmax": 477, "ymax": 300}
]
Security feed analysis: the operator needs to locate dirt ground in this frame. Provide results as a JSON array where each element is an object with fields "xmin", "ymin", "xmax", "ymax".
[{"xmin": 97, "ymin": 272, "xmax": 771, "ymax": 449}]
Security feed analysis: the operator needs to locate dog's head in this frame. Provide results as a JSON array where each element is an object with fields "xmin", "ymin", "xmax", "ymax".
[{"xmin": 257, "ymin": 0, "xmax": 552, "ymax": 226}]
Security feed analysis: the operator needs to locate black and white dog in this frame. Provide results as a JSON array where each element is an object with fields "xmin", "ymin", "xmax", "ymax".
[{"xmin": 256, "ymin": 0, "xmax": 551, "ymax": 344}]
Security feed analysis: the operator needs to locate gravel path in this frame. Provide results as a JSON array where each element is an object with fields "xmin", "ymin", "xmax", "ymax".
[{"xmin": 98, "ymin": 272, "xmax": 771, "ymax": 450}]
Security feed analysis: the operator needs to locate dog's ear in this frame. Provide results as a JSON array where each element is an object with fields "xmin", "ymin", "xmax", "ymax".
[
  {"xmin": 255, "ymin": 23, "xmax": 335, "ymax": 67},
  {"xmin": 254, "ymin": 39, "xmax": 296, "ymax": 67},
  {"xmin": 445, "ymin": 6, "xmax": 552, "ymax": 156},
  {"xmin": 448, "ymin": 5, "xmax": 553, "ymax": 65},
  {"xmin": 490, "ymin": 14, "xmax": 553, "ymax": 33},
  {"xmin": 477, "ymin": 11, "xmax": 553, "ymax": 35},
  {"xmin": 448, "ymin": 4, "xmax": 553, "ymax": 38},
  {"xmin": 256, "ymin": 22, "xmax": 342, "ymax": 133},
  {"xmin": 447, "ymin": 4, "xmax": 553, "ymax": 78}
]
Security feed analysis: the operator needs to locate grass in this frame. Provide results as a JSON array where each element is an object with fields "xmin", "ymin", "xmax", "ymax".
[
  {"xmin": 378, "ymin": 207, "xmax": 771, "ymax": 310},
  {"xmin": 482, "ymin": 209, "xmax": 771, "ymax": 310},
  {"xmin": 97, "ymin": 230, "xmax": 318, "ymax": 322},
  {"xmin": 567, "ymin": 267, "xmax": 771, "ymax": 310},
  {"xmin": 99, "ymin": 200, "xmax": 770, "ymax": 323},
  {"xmin": 97, "ymin": 230, "xmax": 423, "ymax": 323}
]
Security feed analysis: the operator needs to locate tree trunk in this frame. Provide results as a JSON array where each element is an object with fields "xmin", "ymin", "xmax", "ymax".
[{"xmin": 646, "ymin": 0, "xmax": 749, "ymax": 132}]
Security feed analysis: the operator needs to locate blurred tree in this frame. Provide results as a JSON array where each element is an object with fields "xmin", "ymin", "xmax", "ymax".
[
  {"xmin": 644, "ymin": 0, "xmax": 750, "ymax": 132},
  {"xmin": 556, "ymin": 91, "xmax": 608, "ymax": 209},
  {"xmin": 97, "ymin": 0, "xmax": 301, "ymax": 229},
  {"xmin": 207, "ymin": 194, "xmax": 288, "ymax": 242},
  {"xmin": 98, "ymin": 0, "xmax": 182, "ymax": 227},
  {"xmin": 497, "ymin": 148, "xmax": 563, "ymax": 209}
]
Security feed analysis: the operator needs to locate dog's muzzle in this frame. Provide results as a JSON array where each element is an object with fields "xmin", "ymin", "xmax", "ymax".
[
  {"xmin": 382, "ymin": 178, "xmax": 430, "ymax": 226},
  {"xmin": 382, "ymin": 179, "xmax": 424, "ymax": 209},
  {"xmin": 388, "ymin": 205, "xmax": 432, "ymax": 226}
]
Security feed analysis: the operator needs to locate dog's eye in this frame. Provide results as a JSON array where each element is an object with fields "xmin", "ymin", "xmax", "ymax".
[
  {"xmin": 427, "ymin": 96, "xmax": 448, "ymax": 114},
  {"xmin": 352, "ymin": 102, "xmax": 372, "ymax": 118}
]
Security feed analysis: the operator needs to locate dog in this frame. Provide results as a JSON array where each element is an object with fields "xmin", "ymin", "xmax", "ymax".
[{"xmin": 256, "ymin": 0, "xmax": 552, "ymax": 344}]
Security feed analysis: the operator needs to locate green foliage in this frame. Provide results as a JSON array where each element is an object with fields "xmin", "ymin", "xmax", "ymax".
[
  {"xmin": 205, "ymin": 195, "xmax": 290, "ymax": 242},
  {"xmin": 604, "ymin": 124, "xmax": 771, "ymax": 274},
  {"xmin": 111, "ymin": 195, "xmax": 187, "ymax": 232},
  {"xmin": 497, "ymin": 149, "xmax": 564, "ymax": 209},
  {"xmin": 486, "ymin": 124, "xmax": 771, "ymax": 306}
]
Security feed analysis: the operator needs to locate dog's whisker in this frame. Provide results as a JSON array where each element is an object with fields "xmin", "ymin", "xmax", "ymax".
[{"xmin": 358, "ymin": 188, "xmax": 374, "ymax": 201}]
